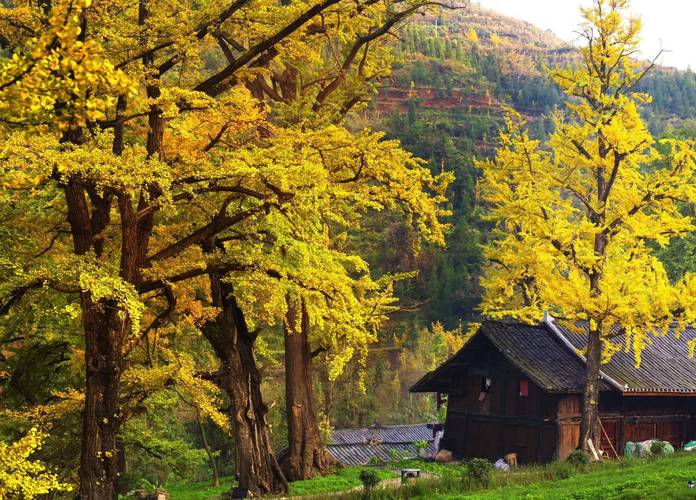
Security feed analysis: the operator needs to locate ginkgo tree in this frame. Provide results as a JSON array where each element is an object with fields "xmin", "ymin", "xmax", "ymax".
[
  {"xmin": 135, "ymin": 0, "xmax": 453, "ymax": 489},
  {"xmin": 0, "ymin": 0, "xmax": 453, "ymax": 497},
  {"xmin": 479, "ymin": 0, "xmax": 696, "ymax": 454},
  {"xmin": 161, "ymin": 123, "xmax": 450, "ymax": 492}
]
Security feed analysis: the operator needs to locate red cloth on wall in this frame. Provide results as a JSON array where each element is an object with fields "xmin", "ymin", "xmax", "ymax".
[{"xmin": 519, "ymin": 379, "xmax": 529, "ymax": 397}]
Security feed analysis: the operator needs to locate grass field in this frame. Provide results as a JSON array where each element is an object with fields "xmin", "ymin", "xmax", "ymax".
[
  {"xmin": 165, "ymin": 466, "xmax": 397, "ymax": 499},
  {"xmin": 449, "ymin": 453, "xmax": 696, "ymax": 499},
  {"xmin": 372, "ymin": 453, "xmax": 696, "ymax": 499},
  {"xmin": 288, "ymin": 466, "xmax": 398, "ymax": 496},
  {"xmin": 164, "ymin": 452, "xmax": 696, "ymax": 499},
  {"xmin": 166, "ymin": 476, "xmax": 236, "ymax": 500}
]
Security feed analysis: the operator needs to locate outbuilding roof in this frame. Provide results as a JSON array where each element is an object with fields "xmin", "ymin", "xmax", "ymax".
[
  {"xmin": 276, "ymin": 422, "xmax": 437, "ymax": 467},
  {"xmin": 326, "ymin": 423, "xmax": 436, "ymax": 466},
  {"xmin": 411, "ymin": 316, "xmax": 696, "ymax": 396}
]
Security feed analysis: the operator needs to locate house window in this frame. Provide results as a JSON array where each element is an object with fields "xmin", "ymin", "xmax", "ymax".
[
  {"xmin": 478, "ymin": 377, "xmax": 491, "ymax": 402},
  {"xmin": 519, "ymin": 379, "xmax": 529, "ymax": 397}
]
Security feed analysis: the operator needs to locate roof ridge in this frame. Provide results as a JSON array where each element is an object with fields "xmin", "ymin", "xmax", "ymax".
[
  {"xmin": 543, "ymin": 312, "xmax": 627, "ymax": 393},
  {"xmin": 333, "ymin": 422, "xmax": 435, "ymax": 432}
]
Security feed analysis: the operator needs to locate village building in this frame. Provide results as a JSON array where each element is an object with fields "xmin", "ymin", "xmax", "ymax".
[
  {"xmin": 325, "ymin": 422, "xmax": 437, "ymax": 465},
  {"xmin": 278, "ymin": 422, "xmax": 437, "ymax": 466},
  {"xmin": 410, "ymin": 315, "xmax": 696, "ymax": 464}
]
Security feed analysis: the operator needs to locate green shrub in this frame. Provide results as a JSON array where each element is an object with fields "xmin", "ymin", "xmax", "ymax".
[
  {"xmin": 566, "ymin": 449, "xmax": 590, "ymax": 466},
  {"xmin": 414, "ymin": 439, "xmax": 429, "ymax": 455},
  {"xmin": 545, "ymin": 460, "xmax": 575, "ymax": 480},
  {"xmin": 359, "ymin": 470, "xmax": 381, "ymax": 491},
  {"xmin": 466, "ymin": 458, "xmax": 493, "ymax": 488},
  {"xmin": 650, "ymin": 440, "xmax": 666, "ymax": 456}
]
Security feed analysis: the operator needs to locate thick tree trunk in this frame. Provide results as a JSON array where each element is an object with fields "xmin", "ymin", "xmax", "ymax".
[
  {"xmin": 579, "ymin": 327, "xmax": 602, "ymax": 455},
  {"xmin": 79, "ymin": 299, "xmax": 126, "ymax": 499},
  {"xmin": 115, "ymin": 437, "xmax": 128, "ymax": 496},
  {"xmin": 580, "ymin": 230, "xmax": 605, "ymax": 456},
  {"xmin": 203, "ymin": 273, "xmax": 288, "ymax": 496},
  {"xmin": 281, "ymin": 302, "xmax": 337, "ymax": 481}
]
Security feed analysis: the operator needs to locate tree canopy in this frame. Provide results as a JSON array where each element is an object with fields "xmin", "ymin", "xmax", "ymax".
[{"xmin": 479, "ymin": 0, "xmax": 696, "ymax": 450}]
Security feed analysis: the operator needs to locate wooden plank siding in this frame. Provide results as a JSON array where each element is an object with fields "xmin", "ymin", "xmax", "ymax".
[
  {"xmin": 441, "ymin": 347, "xmax": 559, "ymax": 464},
  {"xmin": 422, "ymin": 321, "xmax": 696, "ymax": 464},
  {"xmin": 442, "ymin": 361, "xmax": 696, "ymax": 462}
]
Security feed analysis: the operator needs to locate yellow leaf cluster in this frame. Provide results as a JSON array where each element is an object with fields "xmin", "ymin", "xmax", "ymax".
[
  {"xmin": 0, "ymin": 428, "xmax": 73, "ymax": 499},
  {"xmin": 479, "ymin": 0, "xmax": 696, "ymax": 365}
]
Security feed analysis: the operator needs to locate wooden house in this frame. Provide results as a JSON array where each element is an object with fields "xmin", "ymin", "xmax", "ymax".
[{"xmin": 410, "ymin": 315, "xmax": 696, "ymax": 463}]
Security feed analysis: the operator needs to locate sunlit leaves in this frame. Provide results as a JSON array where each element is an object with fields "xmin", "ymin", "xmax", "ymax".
[
  {"xmin": 0, "ymin": 428, "xmax": 73, "ymax": 499},
  {"xmin": 479, "ymin": 0, "xmax": 696, "ymax": 366}
]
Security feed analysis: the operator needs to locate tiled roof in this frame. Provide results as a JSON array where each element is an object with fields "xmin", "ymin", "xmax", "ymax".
[
  {"xmin": 481, "ymin": 321, "xmax": 607, "ymax": 393},
  {"xmin": 328, "ymin": 442, "xmax": 435, "ymax": 466},
  {"xmin": 277, "ymin": 422, "xmax": 437, "ymax": 467},
  {"xmin": 411, "ymin": 317, "xmax": 696, "ymax": 395},
  {"xmin": 329, "ymin": 423, "xmax": 434, "ymax": 445},
  {"xmin": 327, "ymin": 423, "xmax": 436, "ymax": 466},
  {"xmin": 552, "ymin": 321, "xmax": 696, "ymax": 394},
  {"xmin": 410, "ymin": 320, "xmax": 604, "ymax": 393}
]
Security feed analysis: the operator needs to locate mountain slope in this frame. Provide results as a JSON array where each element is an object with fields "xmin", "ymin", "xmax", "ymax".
[
  {"xmin": 363, "ymin": 2, "xmax": 696, "ymax": 331},
  {"xmin": 373, "ymin": 2, "xmax": 696, "ymax": 127}
]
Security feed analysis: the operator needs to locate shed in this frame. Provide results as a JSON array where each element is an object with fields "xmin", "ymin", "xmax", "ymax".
[
  {"xmin": 410, "ymin": 315, "xmax": 696, "ymax": 463},
  {"xmin": 326, "ymin": 422, "xmax": 437, "ymax": 466}
]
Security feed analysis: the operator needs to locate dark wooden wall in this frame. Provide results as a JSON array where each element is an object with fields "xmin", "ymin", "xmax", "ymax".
[
  {"xmin": 557, "ymin": 393, "xmax": 696, "ymax": 459},
  {"xmin": 441, "ymin": 336, "xmax": 557, "ymax": 464},
  {"xmin": 440, "ymin": 335, "xmax": 696, "ymax": 463}
]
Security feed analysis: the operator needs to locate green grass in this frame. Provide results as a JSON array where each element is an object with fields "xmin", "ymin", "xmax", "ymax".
[
  {"xmin": 163, "ymin": 453, "xmax": 696, "ymax": 499},
  {"xmin": 288, "ymin": 466, "xmax": 399, "ymax": 496},
  {"xmin": 457, "ymin": 453, "xmax": 696, "ymax": 500},
  {"xmin": 165, "ymin": 466, "xmax": 398, "ymax": 499},
  {"xmin": 392, "ymin": 453, "xmax": 696, "ymax": 499},
  {"xmin": 166, "ymin": 476, "xmax": 236, "ymax": 500}
]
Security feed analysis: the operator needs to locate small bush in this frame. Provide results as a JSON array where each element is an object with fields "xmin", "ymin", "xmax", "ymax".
[
  {"xmin": 414, "ymin": 439, "xmax": 429, "ymax": 455},
  {"xmin": 467, "ymin": 458, "xmax": 493, "ymax": 488},
  {"xmin": 650, "ymin": 440, "xmax": 666, "ymax": 456},
  {"xmin": 359, "ymin": 470, "xmax": 381, "ymax": 491},
  {"xmin": 388, "ymin": 448, "xmax": 408, "ymax": 462},
  {"xmin": 546, "ymin": 460, "xmax": 574, "ymax": 480},
  {"xmin": 566, "ymin": 449, "xmax": 590, "ymax": 466}
]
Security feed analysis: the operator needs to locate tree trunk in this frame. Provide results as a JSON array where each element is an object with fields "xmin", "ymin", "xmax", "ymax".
[
  {"xmin": 115, "ymin": 437, "xmax": 128, "ymax": 496},
  {"xmin": 579, "ymin": 326, "xmax": 602, "ymax": 455},
  {"xmin": 203, "ymin": 273, "xmax": 288, "ymax": 496},
  {"xmin": 580, "ymin": 229, "xmax": 606, "ymax": 456},
  {"xmin": 281, "ymin": 301, "xmax": 337, "ymax": 481},
  {"xmin": 79, "ymin": 299, "xmax": 126, "ymax": 499}
]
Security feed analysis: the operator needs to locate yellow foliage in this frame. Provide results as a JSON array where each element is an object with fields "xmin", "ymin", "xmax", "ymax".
[
  {"xmin": 0, "ymin": 0, "xmax": 453, "ymax": 477},
  {"xmin": 0, "ymin": 0, "xmax": 134, "ymax": 130},
  {"xmin": 0, "ymin": 428, "xmax": 73, "ymax": 499},
  {"xmin": 479, "ymin": 0, "xmax": 696, "ymax": 365}
]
